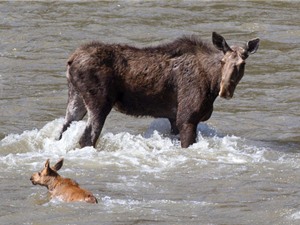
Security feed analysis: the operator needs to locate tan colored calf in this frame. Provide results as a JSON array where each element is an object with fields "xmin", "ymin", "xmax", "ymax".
[{"xmin": 30, "ymin": 159, "xmax": 98, "ymax": 204}]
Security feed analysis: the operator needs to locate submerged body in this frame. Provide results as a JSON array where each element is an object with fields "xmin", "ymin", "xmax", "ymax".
[
  {"xmin": 59, "ymin": 32, "xmax": 259, "ymax": 148},
  {"xmin": 30, "ymin": 159, "xmax": 98, "ymax": 204},
  {"xmin": 48, "ymin": 176, "xmax": 96, "ymax": 203}
]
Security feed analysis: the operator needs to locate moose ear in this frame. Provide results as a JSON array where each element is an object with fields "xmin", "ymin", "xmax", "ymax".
[
  {"xmin": 212, "ymin": 32, "xmax": 232, "ymax": 54},
  {"xmin": 52, "ymin": 158, "xmax": 64, "ymax": 171},
  {"xmin": 247, "ymin": 38, "xmax": 260, "ymax": 54}
]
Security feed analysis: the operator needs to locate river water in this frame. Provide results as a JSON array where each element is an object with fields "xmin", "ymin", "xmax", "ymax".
[{"xmin": 0, "ymin": 1, "xmax": 299, "ymax": 225}]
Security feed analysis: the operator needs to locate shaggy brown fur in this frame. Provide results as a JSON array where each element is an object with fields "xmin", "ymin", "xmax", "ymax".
[{"xmin": 59, "ymin": 32, "xmax": 259, "ymax": 148}]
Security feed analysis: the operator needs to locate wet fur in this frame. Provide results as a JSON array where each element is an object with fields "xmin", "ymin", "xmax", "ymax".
[
  {"xmin": 59, "ymin": 32, "xmax": 259, "ymax": 148},
  {"xmin": 30, "ymin": 159, "xmax": 98, "ymax": 204}
]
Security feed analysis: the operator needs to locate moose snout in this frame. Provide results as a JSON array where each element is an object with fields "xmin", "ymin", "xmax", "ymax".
[
  {"xmin": 219, "ymin": 81, "xmax": 236, "ymax": 100},
  {"xmin": 219, "ymin": 87, "xmax": 233, "ymax": 100}
]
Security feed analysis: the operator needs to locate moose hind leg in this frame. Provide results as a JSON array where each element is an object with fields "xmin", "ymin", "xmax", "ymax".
[
  {"xmin": 59, "ymin": 84, "xmax": 87, "ymax": 139},
  {"xmin": 169, "ymin": 118, "xmax": 179, "ymax": 135},
  {"xmin": 79, "ymin": 100, "xmax": 113, "ymax": 148}
]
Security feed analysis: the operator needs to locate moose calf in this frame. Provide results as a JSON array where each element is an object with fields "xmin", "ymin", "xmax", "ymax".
[{"xmin": 30, "ymin": 159, "xmax": 98, "ymax": 204}]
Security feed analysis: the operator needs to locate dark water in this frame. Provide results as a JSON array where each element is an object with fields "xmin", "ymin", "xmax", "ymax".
[{"xmin": 0, "ymin": 1, "xmax": 299, "ymax": 225}]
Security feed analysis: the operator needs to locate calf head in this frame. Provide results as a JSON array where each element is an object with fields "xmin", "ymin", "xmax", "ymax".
[
  {"xmin": 212, "ymin": 32, "xmax": 260, "ymax": 99},
  {"xmin": 30, "ymin": 159, "xmax": 63, "ymax": 188}
]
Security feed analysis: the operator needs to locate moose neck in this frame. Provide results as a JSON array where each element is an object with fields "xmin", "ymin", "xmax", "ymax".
[{"xmin": 206, "ymin": 52, "xmax": 223, "ymax": 98}]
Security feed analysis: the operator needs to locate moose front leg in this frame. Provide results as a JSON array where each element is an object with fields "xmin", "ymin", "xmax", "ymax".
[
  {"xmin": 176, "ymin": 94, "xmax": 206, "ymax": 148},
  {"xmin": 178, "ymin": 123, "xmax": 197, "ymax": 148}
]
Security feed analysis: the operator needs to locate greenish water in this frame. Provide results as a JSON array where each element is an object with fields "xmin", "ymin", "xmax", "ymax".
[{"xmin": 0, "ymin": 1, "xmax": 299, "ymax": 224}]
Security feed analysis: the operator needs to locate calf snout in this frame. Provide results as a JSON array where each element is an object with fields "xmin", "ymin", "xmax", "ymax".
[
  {"xmin": 30, "ymin": 173, "xmax": 38, "ymax": 185},
  {"xmin": 30, "ymin": 176, "xmax": 34, "ymax": 184}
]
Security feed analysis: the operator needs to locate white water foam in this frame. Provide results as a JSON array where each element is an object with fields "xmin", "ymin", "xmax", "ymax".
[
  {"xmin": 289, "ymin": 211, "xmax": 300, "ymax": 220},
  {"xmin": 0, "ymin": 118, "xmax": 272, "ymax": 173}
]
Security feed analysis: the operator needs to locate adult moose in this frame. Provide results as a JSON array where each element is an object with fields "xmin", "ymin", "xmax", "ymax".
[{"xmin": 59, "ymin": 32, "xmax": 259, "ymax": 148}]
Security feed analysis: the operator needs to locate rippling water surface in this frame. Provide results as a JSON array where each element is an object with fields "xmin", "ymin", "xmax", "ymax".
[{"xmin": 0, "ymin": 1, "xmax": 299, "ymax": 225}]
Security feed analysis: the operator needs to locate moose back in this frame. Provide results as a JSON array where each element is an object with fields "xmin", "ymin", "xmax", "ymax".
[{"xmin": 59, "ymin": 32, "xmax": 260, "ymax": 148}]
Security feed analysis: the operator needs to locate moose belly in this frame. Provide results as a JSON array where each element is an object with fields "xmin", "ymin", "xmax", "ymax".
[{"xmin": 114, "ymin": 91, "xmax": 177, "ymax": 118}]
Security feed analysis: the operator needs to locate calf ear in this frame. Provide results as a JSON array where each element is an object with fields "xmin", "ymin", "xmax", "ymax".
[
  {"xmin": 52, "ymin": 158, "xmax": 64, "ymax": 171},
  {"xmin": 247, "ymin": 38, "xmax": 260, "ymax": 54},
  {"xmin": 44, "ymin": 159, "xmax": 52, "ymax": 175},
  {"xmin": 45, "ymin": 159, "xmax": 50, "ymax": 169},
  {"xmin": 212, "ymin": 32, "xmax": 232, "ymax": 54}
]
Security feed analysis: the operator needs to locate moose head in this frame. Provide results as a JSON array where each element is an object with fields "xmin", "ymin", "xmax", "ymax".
[{"xmin": 212, "ymin": 32, "xmax": 260, "ymax": 99}]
